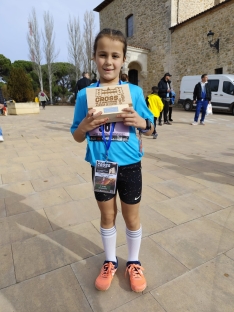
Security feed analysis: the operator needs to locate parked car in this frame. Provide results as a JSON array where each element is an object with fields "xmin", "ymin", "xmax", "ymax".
[{"xmin": 178, "ymin": 74, "xmax": 234, "ymax": 114}]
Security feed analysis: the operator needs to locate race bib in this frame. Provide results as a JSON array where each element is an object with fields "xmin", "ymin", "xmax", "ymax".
[
  {"xmin": 89, "ymin": 122, "xmax": 129, "ymax": 141},
  {"xmin": 94, "ymin": 160, "xmax": 118, "ymax": 194}
]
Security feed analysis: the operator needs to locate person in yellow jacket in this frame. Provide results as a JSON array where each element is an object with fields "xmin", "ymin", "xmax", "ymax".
[{"xmin": 145, "ymin": 86, "xmax": 164, "ymax": 139}]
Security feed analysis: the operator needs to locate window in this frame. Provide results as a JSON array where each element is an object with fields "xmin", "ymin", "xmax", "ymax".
[
  {"xmin": 223, "ymin": 81, "xmax": 234, "ymax": 95},
  {"xmin": 208, "ymin": 79, "xmax": 219, "ymax": 92},
  {"xmin": 126, "ymin": 15, "xmax": 133, "ymax": 37},
  {"xmin": 215, "ymin": 68, "xmax": 223, "ymax": 74}
]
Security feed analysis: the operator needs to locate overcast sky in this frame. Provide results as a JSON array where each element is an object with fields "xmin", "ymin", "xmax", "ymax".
[{"xmin": 0, "ymin": 0, "xmax": 102, "ymax": 64}]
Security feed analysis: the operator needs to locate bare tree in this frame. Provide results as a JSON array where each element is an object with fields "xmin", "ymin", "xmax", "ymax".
[
  {"xmin": 83, "ymin": 11, "xmax": 96, "ymax": 77},
  {"xmin": 67, "ymin": 16, "xmax": 84, "ymax": 81},
  {"xmin": 42, "ymin": 11, "xmax": 59, "ymax": 104},
  {"xmin": 27, "ymin": 8, "xmax": 43, "ymax": 91}
]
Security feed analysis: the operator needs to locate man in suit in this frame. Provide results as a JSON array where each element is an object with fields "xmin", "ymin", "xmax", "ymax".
[{"xmin": 191, "ymin": 74, "xmax": 211, "ymax": 125}]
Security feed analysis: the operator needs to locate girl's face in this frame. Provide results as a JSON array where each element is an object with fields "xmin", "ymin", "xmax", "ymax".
[{"xmin": 94, "ymin": 36, "xmax": 125, "ymax": 85}]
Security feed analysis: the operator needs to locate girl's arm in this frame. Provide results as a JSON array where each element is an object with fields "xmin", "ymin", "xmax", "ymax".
[
  {"xmin": 72, "ymin": 109, "xmax": 109, "ymax": 143},
  {"xmin": 116, "ymin": 107, "xmax": 154, "ymax": 136}
]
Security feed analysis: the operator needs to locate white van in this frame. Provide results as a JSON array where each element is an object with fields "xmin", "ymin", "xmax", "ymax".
[{"xmin": 179, "ymin": 74, "xmax": 234, "ymax": 114}]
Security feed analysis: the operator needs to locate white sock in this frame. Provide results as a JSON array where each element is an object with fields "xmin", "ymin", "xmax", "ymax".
[
  {"xmin": 100, "ymin": 226, "xmax": 117, "ymax": 262},
  {"xmin": 126, "ymin": 226, "xmax": 142, "ymax": 262}
]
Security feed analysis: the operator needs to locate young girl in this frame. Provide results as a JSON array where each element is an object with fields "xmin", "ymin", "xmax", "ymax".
[{"xmin": 71, "ymin": 28, "xmax": 154, "ymax": 293}]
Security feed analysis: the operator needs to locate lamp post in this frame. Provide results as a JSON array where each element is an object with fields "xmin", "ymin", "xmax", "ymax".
[{"xmin": 207, "ymin": 30, "xmax": 219, "ymax": 52}]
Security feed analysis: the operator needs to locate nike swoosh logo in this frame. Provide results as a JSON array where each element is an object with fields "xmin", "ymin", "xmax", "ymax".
[{"xmin": 135, "ymin": 195, "xmax": 141, "ymax": 200}]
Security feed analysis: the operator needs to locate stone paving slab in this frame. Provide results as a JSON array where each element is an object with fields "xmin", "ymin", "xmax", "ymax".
[
  {"xmin": 0, "ymin": 244, "xmax": 15, "ymax": 289},
  {"xmin": 0, "ymin": 209, "xmax": 53, "ymax": 246},
  {"xmin": 192, "ymin": 187, "xmax": 234, "ymax": 208},
  {"xmin": 44, "ymin": 198, "xmax": 101, "ymax": 230},
  {"xmin": 151, "ymin": 255, "xmax": 234, "ymax": 312},
  {"xmin": 150, "ymin": 217, "xmax": 234, "ymax": 269},
  {"xmin": 0, "ymin": 266, "xmax": 92, "ymax": 312},
  {"xmin": 0, "ymin": 181, "xmax": 35, "ymax": 199},
  {"xmin": 0, "ymin": 107, "xmax": 234, "ymax": 311},
  {"xmin": 5, "ymin": 187, "xmax": 72, "ymax": 217},
  {"xmin": 205, "ymin": 206, "xmax": 234, "ymax": 232},
  {"xmin": 0, "ymin": 198, "xmax": 6, "ymax": 218},
  {"xmin": 1, "ymin": 168, "xmax": 53, "ymax": 184},
  {"xmin": 12, "ymin": 221, "xmax": 103, "ymax": 282},
  {"xmin": 111, "ymin": 293, "xmax": 166, "ymax": 312},
  {"xmin": 148, "ymin": 193, "xmax": 223, "ymax": 225},
  {"xmin": 226, "ymin": 248, "xmax": 234, "ymax": 260}
]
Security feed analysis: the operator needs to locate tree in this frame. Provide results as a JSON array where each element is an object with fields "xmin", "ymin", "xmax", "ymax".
[
  {"xmin": 42, "ymin": 11, "xmax": 59, "ymax": 104},
  {"xmin": 12, "ymin": 60, "xmax": 33, "ymax": 73},
  {"xmin": 67, "ymin": 16, "xmax": 84, "ymax": 81},
  {"xmin": 7, "ymin": 67, "xmax": 34, "ymax": 102},
  {"xmin": 53, "ymin": 62, "xmax": 75, "ymax": 99},
  {"xmin": 0, "ymin": 54, "xmax": 11, "ymax": 80},
  {"xmin": 27, "ymin": 8, "xmax": 44, "ymax": 91},
  {"xmin": 83, "ymin": 11, "xmax": 96, "ymax": 76},
  {"xmin": 13, "ymin": 60, "xmax": 40, "ymax": 92}
]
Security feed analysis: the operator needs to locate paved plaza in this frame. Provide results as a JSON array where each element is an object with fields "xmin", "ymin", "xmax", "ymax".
[{"xmin": 0, "ymin": 106, "xmax": 234, "ymax": 312}]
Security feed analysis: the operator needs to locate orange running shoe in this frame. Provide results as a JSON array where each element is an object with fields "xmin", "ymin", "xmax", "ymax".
[
  {"xmin": 95, "ymin": 260, "xmax": 118, "ymax": 291},
  {"xmin": 125, "ymin": 261, "xmax": 147, "ymax": 292}
]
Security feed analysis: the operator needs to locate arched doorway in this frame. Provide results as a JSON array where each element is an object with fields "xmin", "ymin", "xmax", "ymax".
[
  {"xmin": 129, "ymin": 69, "xmax": 138, "ymax": 85},
  {"xmin": 128, "ymin": 61, "xmax": 143, "ymax": 87}
]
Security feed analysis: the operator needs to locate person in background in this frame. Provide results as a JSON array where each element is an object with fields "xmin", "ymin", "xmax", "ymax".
[
  {"xmin": 38, "ymin": 91, "xmax": 49, "ymax": 110},
  {"xmin": 145, "ymin": 86, "xmax": 164, "ymax": 139},
  {"xmin": 169, "ymin": 89, "xmax": 176, "ymax": 122},
  {"xmin": 0, "ymin": 87, "xmax": 4, "ymax": 141},
  {"xmin": 191, "ymin": 74, "xmax": 211, "ymax": 125},
  {"xmin": 158, "ymin": 73, "xmax": 172, "ymax": 125},
  {"xmin": 75, "ymin": 72, "xmax": 91, "ymax": 100},
  {"xmin": 35, "ymin": 96, "xmax": 39, "ymax": 104},
  {"xmin": 121, "ymin": 73, "xmax": 129, "ymax": 82}
]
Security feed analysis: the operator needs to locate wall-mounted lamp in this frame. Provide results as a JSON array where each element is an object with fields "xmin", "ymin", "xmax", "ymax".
[{"xmin": 207, "ymin": 30, "xmax": 219, "ymax": 52}]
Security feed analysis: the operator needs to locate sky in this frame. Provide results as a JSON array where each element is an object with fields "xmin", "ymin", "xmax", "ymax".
[{"xmin": 0, "ymin": 0, "xmax": 102, "ymax": 64}]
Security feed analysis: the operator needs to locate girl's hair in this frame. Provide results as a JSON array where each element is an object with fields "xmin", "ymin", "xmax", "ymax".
[{"xmin": 93, "ymin": 28, "xmax": 127, "ymax": 59}]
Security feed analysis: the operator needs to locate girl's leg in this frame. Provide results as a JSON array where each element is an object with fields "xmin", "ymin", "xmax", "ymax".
[
  {"xmin": 95, "ymin": 197, "xmax": 118, "ymax": 291},
  {"xmin": 121, "ymin": 201, "xmax": 146, "ymax": 292},
  {"xmin": 96, "ymin": 197, "xmax": 118, "ymax": 262},
  {"xmin": 153, "ymin": 117, "xmax": 156, "ymax": 135},
  {"xmin": 121, "ymin": 201, "xmax": 141, "ymax": 261},
  {"xmin": 121, "ymin": 201, "xmax": 141, "ymax": 260}
]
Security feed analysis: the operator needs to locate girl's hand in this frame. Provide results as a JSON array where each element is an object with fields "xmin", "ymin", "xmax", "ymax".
[
  {"xmin": 80, "ymin": 109, "xmax": 109, "ymax": 133},
  {"xmin": 117, "ymin": 107, "xmax": 146, "ymax": 129}
]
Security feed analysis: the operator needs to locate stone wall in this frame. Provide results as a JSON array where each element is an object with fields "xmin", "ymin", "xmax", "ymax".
[
  {"xmin": 99, "ymin": 0, "xmax": 173, "ymax": 95},
  {"xmin": 98, "ymin": 0, "xmax": 232, "ymax": 98},
  {"xmin": 170, "ymin": 0, "xmax": 234, "ymax": 97},
  {"xmin": 171, "ymin": 0, "xmax": 226, "ymax": 26}
]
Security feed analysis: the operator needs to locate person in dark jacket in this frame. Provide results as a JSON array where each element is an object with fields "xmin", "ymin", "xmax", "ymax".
[
  {"xmin": 158, "ymin": 73, "xmax": 172, "ymax": 125},
  {"xmin": 191, "ymin": 74, "xmax": 211, "ymax": 125},
  {"xmin": 75, "ymin": 72, "xmax": 91, "ymax": 100},
  {"xmin": 0, "ymin": 87, "xmax": 4, "ymax": 141},
  {"xmin": 121, "ymin": 73, "xmax": 129, "ymax": 82}
]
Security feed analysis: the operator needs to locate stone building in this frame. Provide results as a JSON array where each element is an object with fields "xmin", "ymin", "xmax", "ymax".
[{"xmin": 94, "ymin": 0, "xmax": 234, "ymax": 98}]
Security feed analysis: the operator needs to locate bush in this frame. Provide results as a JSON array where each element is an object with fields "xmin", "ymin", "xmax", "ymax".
[{"xmin": 7, "ymin": 67, "xmax": 34, "ymax": 102}]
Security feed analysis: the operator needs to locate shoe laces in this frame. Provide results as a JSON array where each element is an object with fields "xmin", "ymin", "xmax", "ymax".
[
  {"xmin": 125, "ymin": 264, "xmax": 145, "ymax": 279},
  {"xmin": 100, "ymin": 262, "xmax": 115, "ymax": 279}
]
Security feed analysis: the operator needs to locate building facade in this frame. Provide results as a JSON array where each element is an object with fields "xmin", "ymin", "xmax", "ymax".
[{"xmin": 94, "ymin": 0, "xmax": 233, "ymax": 98}]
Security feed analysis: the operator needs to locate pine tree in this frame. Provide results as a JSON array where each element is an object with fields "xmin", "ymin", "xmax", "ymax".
[{"xmin": 7, "ymin": 67, "xmax": 34, "ymax": 102}]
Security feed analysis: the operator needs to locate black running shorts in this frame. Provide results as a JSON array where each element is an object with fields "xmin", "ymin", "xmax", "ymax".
[{"xmin": 92, "ymin": 161, "xmax": 142, "ymax": 204}]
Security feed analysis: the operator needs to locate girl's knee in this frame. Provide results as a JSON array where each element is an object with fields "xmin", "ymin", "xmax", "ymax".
[
  {"xmin": 100, "ymin": 212, "xmax": 116, "ymax": 227},
  {"xmin": 124, "ymin": 215, "xmax": 140, "ymax": 230}
]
